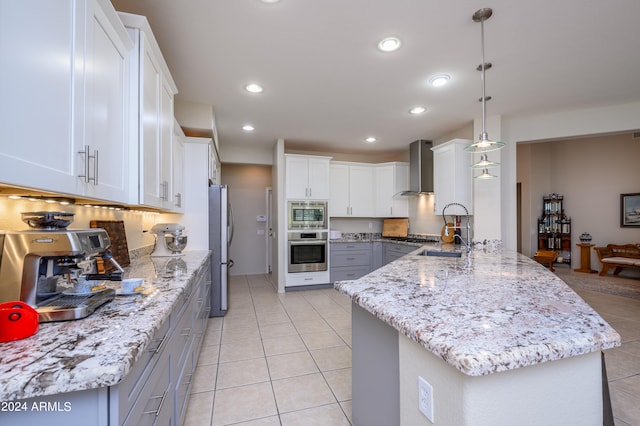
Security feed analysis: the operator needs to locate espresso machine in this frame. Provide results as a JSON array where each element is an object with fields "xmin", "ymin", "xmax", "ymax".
[{"xmin": 0, "ymin": 214, "xmax": 124, "ymax": 322}]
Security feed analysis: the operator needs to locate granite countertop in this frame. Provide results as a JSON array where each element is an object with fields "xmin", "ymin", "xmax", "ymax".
[
  {"xmin": 334, "ymin": 244, "xmax": 621, "ymax": 376},
  {"xmin": 0, "ymin": 251, "xmax": 211, "ymax": 401}
]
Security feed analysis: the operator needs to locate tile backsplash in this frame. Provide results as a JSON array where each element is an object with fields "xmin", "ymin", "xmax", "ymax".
[{"xmin": 0, "ymin": 197, "xmax": 158, "ymax": 251}]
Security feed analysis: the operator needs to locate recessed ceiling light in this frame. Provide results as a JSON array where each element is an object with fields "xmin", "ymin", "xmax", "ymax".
[
  {"xmin": 260, "ymin": 0, "xmax": 281, "ymax": 3},
  {"xmin": 244, "ymin": 83, "xmax": 264, "ymax": 93},
  {"xmin": 242, "ymin": 124, "xmax": 255, "ymax": 132},
  {"xmin": 409, "ymin": 106, "xmax": 427, "ymax": 115},
  {"xmin": 364, "ymin": 137, "xmax": 376, "ymax": 143},
  {"xmin": 429, "ymin": 74, "xmax": 450, "ymax": 87},
  {"xmin": 377, "ymin": 37, "xmax": 401, "ymax": 52}
]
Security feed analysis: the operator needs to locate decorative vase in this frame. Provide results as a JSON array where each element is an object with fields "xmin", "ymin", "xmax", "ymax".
[{"xmin": 579, "ymin": 232, "xmax": 592, "ymax": 243}]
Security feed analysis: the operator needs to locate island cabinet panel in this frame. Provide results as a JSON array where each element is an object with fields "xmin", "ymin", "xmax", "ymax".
[
  {"xmin": 330, "ymin": 242, "xmax": 372, "ymax": 282},
  {"xmin": 352, "ymin": 304, "xmax": 400, "ymax": 426},
  {"xmin": 0, "ymin": 0, "xmax": 132, "ymax": 203}
]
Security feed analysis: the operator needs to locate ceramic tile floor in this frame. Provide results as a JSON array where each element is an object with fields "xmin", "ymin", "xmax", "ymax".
[
  {"xmin": 185, "ymin": 274, "xmax": 353, "ymax": 426},
  {"xmin": 184, "ymin": 271, "xmax": 640, "ymax": 426},
  {"xmin": 565, "ymin": 273, "xmax": 640, "ymax": 426}
]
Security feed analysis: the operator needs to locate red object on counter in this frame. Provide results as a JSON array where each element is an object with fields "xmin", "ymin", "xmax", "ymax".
[{"xmin": 0, "ymin": 301, "xmax": 39, "ymax": 342}]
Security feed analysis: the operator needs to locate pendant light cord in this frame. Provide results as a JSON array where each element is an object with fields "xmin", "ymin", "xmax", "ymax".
[{"xmin": 480, "ymin": 16, "xmax": 487, "ymax": 139}]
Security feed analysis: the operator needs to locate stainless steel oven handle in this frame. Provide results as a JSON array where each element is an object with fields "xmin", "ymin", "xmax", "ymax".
[{"xmin": 289, "ymin": 240, "xmax": 327, "ymax": 245}]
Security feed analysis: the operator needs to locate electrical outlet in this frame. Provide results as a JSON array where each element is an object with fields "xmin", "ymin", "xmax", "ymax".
[{"xmin": 418, "ymin": 376, "xmax": 434, "ymax": 422}]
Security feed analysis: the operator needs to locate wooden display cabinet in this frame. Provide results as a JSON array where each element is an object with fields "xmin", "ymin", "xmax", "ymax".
[{"xmin": 537, "ymin": 193, "xmax": 571, "ymax": 265}]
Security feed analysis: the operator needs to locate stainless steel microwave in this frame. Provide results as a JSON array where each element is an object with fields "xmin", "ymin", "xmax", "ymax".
[{"xmin": 288, "ymin": 201, "xmax": 327, "ymax": 230}]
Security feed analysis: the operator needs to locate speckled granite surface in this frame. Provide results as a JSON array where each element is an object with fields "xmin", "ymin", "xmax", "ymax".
[
  {"xmin": 0, "ymin": 251, "xmax": 211, "ymax": 401},
  {"xmin": 334, "ymin": 244, "xmax": 621, "ymax": 376}
]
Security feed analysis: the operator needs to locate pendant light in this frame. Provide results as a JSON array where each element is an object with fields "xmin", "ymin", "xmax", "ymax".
[
  {"xmin": 476, "ymin": 168, "xmax": 498, "ymax": 179},
  {"xmin": 471, "ymin": 153, "xmax": 499, "ymax": 169},
  {"xmin": 465, "ymin": 8, "xmax": 505, "ymax": 153}
]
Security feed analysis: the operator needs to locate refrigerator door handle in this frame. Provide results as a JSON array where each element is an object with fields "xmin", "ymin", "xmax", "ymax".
[{"xmin": 228, "ymin": 203, "xmax": 235, "ymax": 245}]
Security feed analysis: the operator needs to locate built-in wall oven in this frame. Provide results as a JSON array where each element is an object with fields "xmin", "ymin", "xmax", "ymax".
[
  {"xmin": 288, "ymin": 231, "xmax": 328, "ymax": 273},
  {"xmin": 288, "ymin": 201, "xmax": 327, "ymax": 230}
]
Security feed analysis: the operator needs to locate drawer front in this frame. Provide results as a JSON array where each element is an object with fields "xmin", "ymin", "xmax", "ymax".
[
  {"xmin": 331, "ymin": 251, "xmax": 371, "ymax": 267},
  {"xmin": 123, "ymin": 350, "xmax": 172, "ymax": 426},
  {"xmin": 331, "ymin": 266, "xmax": 370, "ymax": 282},
  {"xmin": 331, "ymin": 242, "xmax": 370, "ymax": 252},
  {"xmin": 175, "ymin": 337, "xmax": 195, "ymax": 426},
  {"xmin": 114, "ymin": 317, "xmax": 172, "ymax": 412}
]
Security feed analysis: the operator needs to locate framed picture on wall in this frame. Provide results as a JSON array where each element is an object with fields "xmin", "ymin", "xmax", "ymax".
[{"xmin": 620, "ymin": 193, "xmax": 640, "ymax": 227}]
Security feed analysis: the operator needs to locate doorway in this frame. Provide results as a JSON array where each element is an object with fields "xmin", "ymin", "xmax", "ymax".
[{"xmin": 265, "ymin": 187, "xmax": 273, "ymax": 274}]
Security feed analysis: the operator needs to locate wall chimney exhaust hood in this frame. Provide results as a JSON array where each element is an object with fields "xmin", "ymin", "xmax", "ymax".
[{"xmin": 400, "ymin": 140, "xmax": 433, "ymax": 196}]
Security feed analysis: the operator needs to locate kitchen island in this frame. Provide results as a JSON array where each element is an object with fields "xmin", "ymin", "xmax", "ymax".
[
  {"xmin": 334, "ymin": 244, "xmax": 620, "ymax": 426},
  {"xmin": 0, "ymin": 250, "xmax": 211, "ymax": 426}
]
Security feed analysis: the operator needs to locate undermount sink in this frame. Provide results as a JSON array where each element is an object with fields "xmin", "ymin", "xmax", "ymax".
[{"xmin": 419, "ymin": 250, "xmax": 462, "ymax": 258}]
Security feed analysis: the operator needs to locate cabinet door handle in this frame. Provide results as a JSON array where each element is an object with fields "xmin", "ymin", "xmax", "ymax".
[
  {"xmin": 308, "ymin": 188, "xmax": 311, "ymax": 197},
  {"xmin": 184, "ymin": 373, "xmax": 193, "ymax": 386},
  {"xmin": 93, "ymin": 149, "xmax": 99, "ymax": 185},
  {"xmin": 144, "ymin": 390, "xmax": 168, "ymax": 417},
  {"xmin": 78, "ymin": 145, "xmax": 91, "ymax": 183},
  {"xmin": 346, "ymin": 257, "xmax": 355, "ymax": 261},
  {"xmin": 148, "ymin": 334, "xmax": 168, "ymax": 354},
  {"xmin": 175, "ymin": 193, "xmax": 182, "ymax": 207}
]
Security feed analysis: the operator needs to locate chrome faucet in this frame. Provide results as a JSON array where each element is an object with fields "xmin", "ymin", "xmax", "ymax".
[{"xmin": 442, "ymin": 202, "xmax": 472, "ymax": 252}]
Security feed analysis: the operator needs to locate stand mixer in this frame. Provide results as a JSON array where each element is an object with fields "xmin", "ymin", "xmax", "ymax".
[{"xmin": 150, "ymin": 223, "xmax": 188, "ymax": 257}]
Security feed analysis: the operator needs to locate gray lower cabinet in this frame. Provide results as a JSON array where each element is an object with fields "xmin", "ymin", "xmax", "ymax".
[
  {"xmin": 116, "ymin": 258, "xmax": 211, "ymax": 426},
  {"xmin": 2, "ymin": 258, "xmax": 211, "ymax": 426},
  {"xmin": 330, "ymin": 242, "xmax": 372, "ymax": 282},
  {"xmin": 382, "ymin": 242, "xmax": 415, "ymax": 265},
  {"xmin": 331, "ymin": 242, "xmax": 419, "ymax": 283},
  {"xmin": 372, "ymin": 241, "xmax": 383, "ymax": 270}
]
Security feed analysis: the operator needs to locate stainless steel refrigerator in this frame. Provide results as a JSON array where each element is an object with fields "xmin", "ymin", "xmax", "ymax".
[{"xmin": 209, "ymin": 184, "xmax": 234, "ymax": 317}]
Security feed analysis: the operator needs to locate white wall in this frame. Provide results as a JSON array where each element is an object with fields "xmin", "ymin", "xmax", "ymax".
[
  {"xmin": 501, "ymin": 100, "xmax": 640, "ymax": 251},
  {"xmin": 517, "ymin": 134, "xmax": 640, "ymax": 269},
  {"xmin": 221, "ymin": 163, "xmax": 273, "ymax": 275},
  {"xmin": 221, "ymin": 143, "xmax": 274, "ymax": 165}
]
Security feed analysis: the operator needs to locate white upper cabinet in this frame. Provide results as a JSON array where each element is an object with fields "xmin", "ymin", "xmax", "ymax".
[
  {"xmin": 81, "ymin": 0, "xmax": 133, "ymax": 202},
  {"xmin": 119, "ymin": 12, "xmax": 178, "ymax": 210},
  {"xmin": 432, "ymin": 139, "xmax": 473, "ymax": 216},
  {"xmin": 285, "ymin": 154, "xmax": 331, "ymax": 200},
  {"xmin": 0, "ymin": 0, "xmax": 132, "ymax": 202},
  {"xmin": 171, "ymin": 121, "xmax": 185, "ymax": 212},
  {"xmin": 374, "ymin": 163, "xmax": 409, "ymax": 217},
  {"xmin": 329, "ymin": 163, "xmax": 375, "ymax": 217}
]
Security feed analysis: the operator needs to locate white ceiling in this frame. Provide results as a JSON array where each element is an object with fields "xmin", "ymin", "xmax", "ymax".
[{"xmin": 110, "ymin": 0, "xmax": 640, "ymax": 155}]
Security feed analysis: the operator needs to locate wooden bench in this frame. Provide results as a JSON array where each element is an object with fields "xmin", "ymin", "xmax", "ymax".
[
  {"xmin": 593, "ymin": 244, "xmax": 640, "ymax": 276},
  {"xmin": 534, "ymin": 250, "xmax": 558, "ymax": 271}
]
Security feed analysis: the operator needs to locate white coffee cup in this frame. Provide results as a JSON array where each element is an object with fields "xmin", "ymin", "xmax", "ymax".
[
  {"xmin": 74, "ymin": 278, "xmax": 96, "ymax": 294},
  {"xmin": 122, "ymin": 278, "xmax": 144, "ymax": 293}
]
